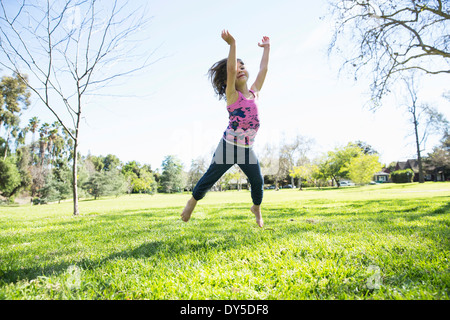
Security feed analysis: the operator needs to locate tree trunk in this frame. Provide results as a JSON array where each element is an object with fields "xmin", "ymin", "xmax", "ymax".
[
  {"xmin": 72, "ymin": 91, "xmax": 82, "ymax": 216},
  {"xmin": 332, "ymin": 175, "xmax": 340, "ymax": 187},
  {"xmin": 414, "ymin": 130, "xmax": 425, "ymax": 183},
  {"xmin": 413, "ymin": 108, "xmax": 425, "ymax": 183},
  {"xmin": 72, "ymin": 139, "xmax": 79, "ymax": 216},
  {"xmin": 3, "ymin": 129, "xmax": 10, "ymax": 160}
]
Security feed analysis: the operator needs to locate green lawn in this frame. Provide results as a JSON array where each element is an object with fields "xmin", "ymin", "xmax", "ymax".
[{"xmin": 1, "ymin": 182, "xmax": 449, "ymax": 300}]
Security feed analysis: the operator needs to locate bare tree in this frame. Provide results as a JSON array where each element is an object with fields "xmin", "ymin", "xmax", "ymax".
[
  {"xmin": 403, "ymin": 74, "xmax": 449, "ymax": 183},
  {"xmin": 279, "ymin": 133, "xmax": 313, "ymax": 187},
  {"xmin": 187, "ymin": 156, "xmax": 207, "ymax": 192},
  {"xmin": 0, "ymin": 0, "xmax": 154, "ymax": 215},
  {"xmin": 259, "ymin": 142, "xmax": 279, "ymax": 187},
  {"xmin": 328, "ymin": 0, "xmax": 450, "ymax": 108}
]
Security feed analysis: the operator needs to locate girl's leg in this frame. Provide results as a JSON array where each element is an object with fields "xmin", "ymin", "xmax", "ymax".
[
  {"xmin": 192, "ymin": 161, "xmax": 234, "ymax": 201},
  {"xmin": 182, "ymin": 162, "xmax": 233, "ymax": 222},
  {"xmin": 181, "ymin": 196, "xmax": 198, "ymax": 222},
  {"xmin": 238, "ymin": 148, "xmax": 264, "ymax": 227},
  {"xmin": 182, "ymin": 140, "xmax": 234, "ymax": 222},
  {"xmin": 238, "ymin": 147, "xmax": 264, "ymax": 205}
]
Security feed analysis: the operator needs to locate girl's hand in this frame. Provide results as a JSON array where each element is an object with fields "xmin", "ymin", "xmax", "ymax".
[
  {"xmin": 221, "ymin": 29, "xmax": 235, "ymax": 45},
  {"xmin": 258, "ymin": 36, "xmax": 270, "ymax": 48}
]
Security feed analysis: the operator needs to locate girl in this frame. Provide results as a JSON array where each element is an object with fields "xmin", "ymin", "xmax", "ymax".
[{"xmin": 181, "ymin": 30, "xmax": 270, "ymax": 228}]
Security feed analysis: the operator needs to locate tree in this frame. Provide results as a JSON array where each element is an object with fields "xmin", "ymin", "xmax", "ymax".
[
  {"xmin": 83, "ymin": 170, "xmax": 126, "ymax": 200},
  {"xmin": 427, "ymin": 132, "xmax": 450, "ymax": 180},
  {"xmin": 308, "ymin": 164, "xmax": 322, "ymax": 188},
  {"xmin": 222, "ymin": 166, "xmax": 245, "ymax": 191},
  {"xmin": 38, "ymin": 123, "xmax": 50, "ymax": 166},
  {"xmin": 186, "ymin": 156, "xmax": 207, "ymax": 191},
  {"xmin": 160, "ymin": 155, "xmax": 184, "ymax": 193},
  {"xmin": 0, "ymin": 74, "xmax": 30, "ymax": 159},
  {"xmin": 347, "ymin": 154, "xmax": 382, "ymax": 185},
  {"xmin": 259, "ymin": 142, "xmax": 279, "ymax": 186},
  {"xmin": 46, "ymin": 122, "xmax": 65, "ymax": 168},
  {"xmin": 289, "ymin": 164, "xmax": 312, "ymax": 190},
  {"xmin": 27, "ymin": 117, "xmax": 40, "ymax": 144},
  {"xmin": 329, "ymin": 0, "xmax": 450, "ymax": 108},
  {"xmin": 0, "ymin": 157, "xmax": 21, "ymax": 200},
  {"xmin": 122, "ymin": 160, "xmax": 157, "ymax": 194},
  {"xmin": 314, "ymin": 156, "xmax": 333, "ymax": 188},
  {"xmin": 27, "ymin": 116, "xmax": 40, "ymax": 161},
  {"xmin": 326, "ymin": 143, "xmax": 362, "ymax": 186},
  {"xmin": 14, "ymin": 145, "xmax": 32, "ymax": 198},
  {"xmin": 279, "ymin": 134, "xmax": 313, "ymax": 187},
  {"xmin": 103, "ymin": 154, "xmax": 122, "ymax": 172},
  {"xmin": 402, "ymin": 75, "xmax": 449, "ymax": 183},
  {"xmin": 40, "ymin": 163, "xmax": 72, "ymax": 204},
  {"xmin": 87, "ymin": 155, "xmax": 105, "ymax": 172},
  {"xmin": 0, "ymin": 0, "xmax": 153, "ymax": 215},
  {"xmin": 354, "ymin": 140, "xmax": 379, "ymax": 155},
  {"xmin": 133, "ymin": 170, "xmax": 157, "ymax": 194}
]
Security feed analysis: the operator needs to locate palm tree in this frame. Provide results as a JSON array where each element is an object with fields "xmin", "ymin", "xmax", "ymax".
[
  {"xmin": 38, "ymin": 123, "xmax": 50, "ymax": 166},
  {"xmin": 47, "ymin": 122, "xmax": 62, "ymax": 168},
  {"xmin": 27, "ymin": 117, "xmax": 40, "ymax": 156},
  {"xmin": 2, "ymin": 112, "xmax": 20, "ymax": 160}
]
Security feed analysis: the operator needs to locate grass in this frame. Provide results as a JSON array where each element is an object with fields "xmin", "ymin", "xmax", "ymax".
[{"xmin": 0, "ymin": 182, "xmax": 449, "ymax": 300}]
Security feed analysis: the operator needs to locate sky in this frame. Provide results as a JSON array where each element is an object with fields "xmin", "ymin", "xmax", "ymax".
[{"xmin": 15, "ymin": 0, "xmax": 450, "ymax": 171}]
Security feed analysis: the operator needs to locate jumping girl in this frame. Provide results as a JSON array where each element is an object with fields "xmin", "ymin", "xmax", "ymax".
[{"xmin": 181, "ymin": 30, "xmax": 270, "ymax": 228}]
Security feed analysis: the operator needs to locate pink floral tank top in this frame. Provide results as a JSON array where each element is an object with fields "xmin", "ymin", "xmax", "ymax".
[{"xmin": 223, "ymin": 90, "xmax": 260, "ymax": 147}]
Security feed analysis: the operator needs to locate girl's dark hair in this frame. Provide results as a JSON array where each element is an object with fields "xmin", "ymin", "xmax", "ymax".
[{"xmin": 208, "ymin": 58, "xmax": 242, "ymax": 101}]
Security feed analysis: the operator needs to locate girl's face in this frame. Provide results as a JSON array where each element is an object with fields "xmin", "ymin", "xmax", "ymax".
[{"xmin": 235, "ymin": 60, "xmax": 249, "ymax": 85}]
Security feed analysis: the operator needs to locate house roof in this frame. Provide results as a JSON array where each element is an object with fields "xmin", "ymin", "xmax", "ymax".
[
  {"xmin": 396, "ymin": 159, "xmax": 436, "ymax": 173},
  {"xmin": 407, "ymin": 159, "xmax": 420, "ymax": 173},
  {"xmin": 374, "ymin": 171, "xmax": 390, "ymax": 176},
  {"xmin": 396, "ymin": 161, "xmax": 408, "ymax": 170}
]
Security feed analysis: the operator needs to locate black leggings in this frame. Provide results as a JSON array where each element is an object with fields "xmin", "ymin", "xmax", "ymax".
[{"xmin": 192, "ymin": 139, "xmax": 264, "ymax": 205}]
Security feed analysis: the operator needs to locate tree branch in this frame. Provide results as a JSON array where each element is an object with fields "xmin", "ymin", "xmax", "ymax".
[{"xmin": 328, "ymin": 0, "xmax": 450, "ymax": 107}]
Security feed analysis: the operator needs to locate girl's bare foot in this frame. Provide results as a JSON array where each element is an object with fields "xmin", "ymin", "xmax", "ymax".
[
  {"xmin": 251, "ymin": 205, "xmax": 264, "ymax": 228},
  {"xmin": 181, "ymin": 197, "xmax": 197, "ymax": 222}
]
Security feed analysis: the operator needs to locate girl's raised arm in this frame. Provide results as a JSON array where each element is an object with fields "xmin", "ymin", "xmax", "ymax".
[
  {"xmin": 222, "ymin": 30, "xmax": 238, "ymax": 103},
  {"xmin": 251, "ymin": 36, "xmax": 270, "ymax": 94}
]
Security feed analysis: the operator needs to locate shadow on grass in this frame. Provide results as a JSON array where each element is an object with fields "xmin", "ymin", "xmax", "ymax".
[
  {"xmin": 0, "ymin": 227, "xmax": 268, "ymax": 286},
  {"xmin": 0, "ymin": 204, "xmax": 276, "ymax": 285},
  {"xmin": 1, "ymin": 197, "xmax": 448, "ymax": 287}
]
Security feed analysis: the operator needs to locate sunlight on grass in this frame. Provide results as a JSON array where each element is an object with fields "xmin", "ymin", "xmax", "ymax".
[{"xmin": 0, "ymin": 182, "xmax": 449, "ymax": 300}]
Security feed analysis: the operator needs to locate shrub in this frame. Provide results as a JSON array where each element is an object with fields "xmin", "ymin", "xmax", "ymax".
[
  {"xmin": 390, "ymin": 169, "xmax": 414, "ymax": 183},
  {"xmin": 0, "ymin": 158, "xmax": 21, "ymax": 199},
  {"xmin": 83, "ymin": 170, "xmax": 127, "ymax": 199}
]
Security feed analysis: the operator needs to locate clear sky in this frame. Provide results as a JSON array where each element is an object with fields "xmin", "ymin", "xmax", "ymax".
[{"xmin": 20, "ymin": 0, "xmax": 450, "ymax": 171}]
